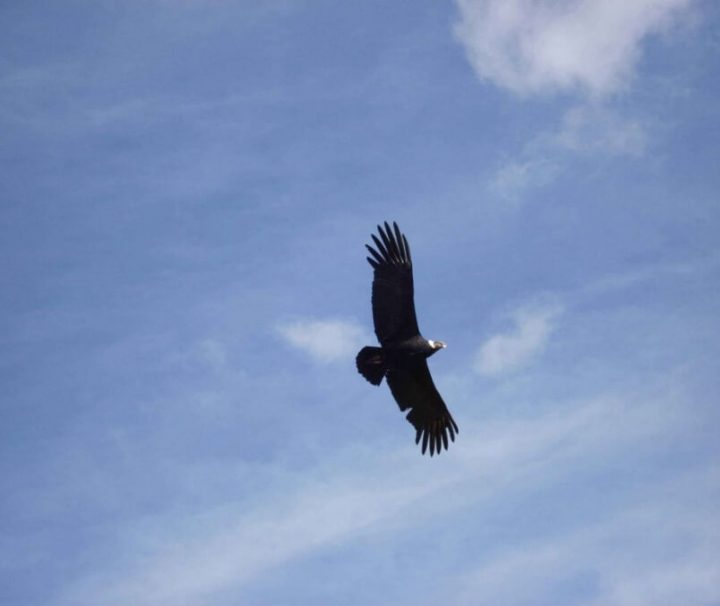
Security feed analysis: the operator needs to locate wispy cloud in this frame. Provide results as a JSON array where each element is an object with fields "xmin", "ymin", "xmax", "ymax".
[
  {"xmin": 3, "ymin": 4, "xmax": 718, "ymax": 605},
  {"xmin": 490, "ymin": 103, "xmax": 649, "ymax": 199},
  {"xmin": 277, "ymin": 318, "xmax": 370, "ymax": 363},
  {"xmin": 51, "ymin": 379, "xmax": 700, "ymax": 606},
  {"xmin": 453, "ymin": 0, "xmax": 695, "ymax": 97},
  {"xmin": 56, "ymin": 471, "xmax": 437, "ymax": 605},
  {"xmin": 490, "ymin": 155, "xmax": 560, "ymax": 200},
  {"xmin": 194, "ymin": 338, "xmax": 228, "ymax": 371},
  {"xmin": 451, "ymin": 465, "xmax": 720, "ymax": 605},
  {"xmin": 457, "ymin": 0, "xmax": 692, "ymax": 201},
  {"xmin": 474, "ymin": 302, "xmax": 563, "ymax": 376},
  {"xmin": 570, "ymin": 252, "xmax": 720, "ymax": 303},
  {"xmin": 552, "ymin": 105, "xmax": 648, "ymax": 156}
]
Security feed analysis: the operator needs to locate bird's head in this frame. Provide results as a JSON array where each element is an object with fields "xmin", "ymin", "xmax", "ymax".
[{"xmin": 428, "ymin": 339, "xmax": 447, "ymax": 351}]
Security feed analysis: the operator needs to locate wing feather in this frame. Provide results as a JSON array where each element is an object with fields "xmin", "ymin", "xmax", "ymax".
[
  {"xmin": 365, "ymin": 244, "xmax": 384, "ymax": 265},
  {"xmin": 370, "ymin": 234, "xmax": 390, "ymax": 260},
  {"xmin": 365, "ymin": 222, "xmax": 419, "ymax": 344},
  {"xmin": 385, "ymin": 360, "xmax": 458, "ymax": 456},
  {"xmin": 383, "ymin": 221, "xmax": 402, "ymax": 262},
  {"xmin": 402, "ymin": 234, "xmax": 412, "ymax": 265},
  {"xmin": 393, "ymin": 222, "xmax": 407, "ymax": 259}
]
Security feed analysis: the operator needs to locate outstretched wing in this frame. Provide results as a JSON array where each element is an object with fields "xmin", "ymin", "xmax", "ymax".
[
  {"xmin": 365, "ymin": 222, "xmax": 419, "ymax": 345},
  {"xmin": 385, "ymin": 361, "xmax": 459, "ymax": 456}
]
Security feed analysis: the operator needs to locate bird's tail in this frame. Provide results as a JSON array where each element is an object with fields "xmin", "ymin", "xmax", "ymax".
[{"xmin": 356, "ymin": 346, "xmax": 386, "ymax": 385}]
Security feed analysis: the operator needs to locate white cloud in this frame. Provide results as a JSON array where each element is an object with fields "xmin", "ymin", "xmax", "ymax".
[
  {"xmin": 452, "ymin": 464, "xmax": 720, "ymax": 605},
  {"xmin": 553, "ymin": 104, "xmax": 648, "ymax": 155},
  {"xmin": 490, "ymin": 104, "xmax": 648, "ymax": 199},
  {"xmin": 52, "ymin": 382, "xmax": 703, "ymax": 606},
  {"xmin": 454, "ymin": 0, "xmax": 694, "ymax": 96},
  {"xmin": 56, "ymin": 474, "xmax": 438, "ymax": 605},
  {"xmin": 277, "ymin": 318, "xmax": 370, "ymax": 363},
  {"xmin": 490, "ymin": 156, "xmax": 560, "ymax": 200},
  {"xmin": 475, "ymin": 302, "xmax": 563, "ymax": 376},
  {"xmin": 455, "ymin": 510, "xmax": 719, "ymax": 605}
]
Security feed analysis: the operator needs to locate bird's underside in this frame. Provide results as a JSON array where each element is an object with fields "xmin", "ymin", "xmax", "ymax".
[{"xmin": 356, "ymin": 221, "xmax": 458, "ymax": 456}]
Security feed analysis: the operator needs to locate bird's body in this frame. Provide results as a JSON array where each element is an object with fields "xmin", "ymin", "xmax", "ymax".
[
  {"xmin": 381, "ymin": 335, "xmax": 436, "ymax": 364},
  {"xmin": 356, "ymin": 222, "xmax": 458, "ymax": 456}
]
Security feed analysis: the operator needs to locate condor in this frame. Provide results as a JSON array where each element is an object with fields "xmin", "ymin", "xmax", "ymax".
[{"xmin": 356, "ymin": 222, "xmax": 458, "ymax": 456}]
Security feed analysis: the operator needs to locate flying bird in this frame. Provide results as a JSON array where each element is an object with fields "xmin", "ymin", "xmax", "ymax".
[{"xmin": 356, "ymin": 222, "xmax": 458, "ymax": 456}]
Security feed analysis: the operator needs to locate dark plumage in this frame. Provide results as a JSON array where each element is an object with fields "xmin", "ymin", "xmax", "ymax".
[{"xmin": 356, "ymin": 222, "xmax": 458, "ymax": 456}]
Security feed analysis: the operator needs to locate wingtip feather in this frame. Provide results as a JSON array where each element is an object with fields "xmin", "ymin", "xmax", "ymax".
[
  {"xmin": 378, "ymin": 222, "xmax": 399, "ymax": 264},
  {"xmin": 365, "ymin": 243, "xmax": 384, "ymax": 265},
  {"xmin": 370, "ymin": 234, "xmax": 389, "ymax": 262},
  {"xmin": 392, "ymin": 222, "xmax": 407, "ymax": 262}
]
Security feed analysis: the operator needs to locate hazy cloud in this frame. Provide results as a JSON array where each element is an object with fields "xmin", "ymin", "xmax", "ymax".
[
  {"xmin": 552, "ymin": 105, "xmax": 648, "ymax": 156},
  {"xmin": 196, "ymin": 338, "xmax": 228, "ymax": 371},
  {"xmin": 3, "ymin": 4, "xmax": 717, "ymax": 606},
  {"xmin": 453, "ymin": 467, "xmax": 720, "ymax": 605},
  {"xmin": 53, "ymin": 382, "xmax": 699, "ymax": 606},
  {"xmin": 475, "ymin": 302, "xmax": 563, "ymax": 376},
  {"xmin": 277, "ymin": 318, "xmax": 369, "ymax": 363},
  {"xmin": 490, "ymin": 104, "xmax": 648, "ymax": 199},
  {"xmin": 454, "ymin": 0, "xmax": 694, "ymax": 96},
  {"xmin": 490, "ymin": 156, "xmax": 560, "ymax": 200}
]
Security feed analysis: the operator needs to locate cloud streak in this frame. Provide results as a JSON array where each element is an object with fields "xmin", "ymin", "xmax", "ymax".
[
  {"xmin": 452, "ymin": 469, "xmax": 720, "ymax": 605},
  {"xmin": 51, "ymin": 378, "xmax": 701, "ymax": 606},
  {"xmin": 489, "ymin": 103, "xmax": 649, "ymax": 200}
]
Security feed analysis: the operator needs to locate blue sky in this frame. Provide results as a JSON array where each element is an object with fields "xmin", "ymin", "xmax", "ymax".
[{"xmin": 1, "ymin": 1, "xmax": 719, "ymax": 604}]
